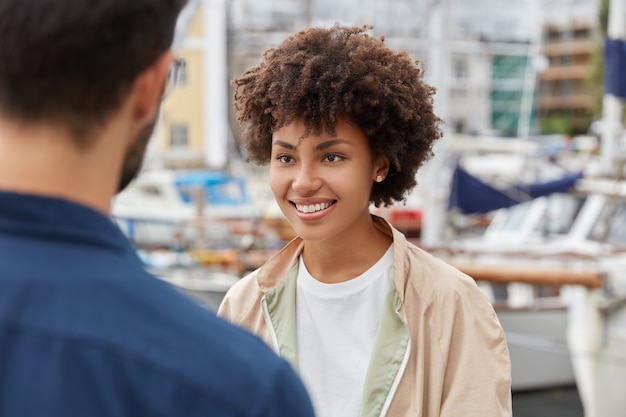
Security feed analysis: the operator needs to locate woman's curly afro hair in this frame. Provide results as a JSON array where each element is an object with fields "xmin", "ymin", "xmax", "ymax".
[{"xmin": 232, "ymin": 24, "xmax": 443, "ymax": 207}]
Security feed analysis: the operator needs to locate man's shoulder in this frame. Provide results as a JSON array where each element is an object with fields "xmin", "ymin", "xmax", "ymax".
[
  {"xmin": 103, "ymin": 292, "xmax": 312, "ymax": 416},
  {"xmin": 0, "ymin": 263, "xmax": 310, "ymax": 416}
]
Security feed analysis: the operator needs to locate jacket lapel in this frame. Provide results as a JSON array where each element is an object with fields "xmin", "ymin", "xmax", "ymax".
[
  {"xmin": 263, "ymin": 263, "xmax": 300, "ymax": 370},
  {"xmin": 361, "ymin": 285, "xmax": 410, "ymax": 416}
]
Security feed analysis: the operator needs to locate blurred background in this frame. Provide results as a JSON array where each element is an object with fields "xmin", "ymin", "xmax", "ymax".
[
  {"xmin": 112, "ymin": 2, "xmax": 626, "ymax": 415},
  {"xmin": 152, "ymin": 0, "xmax": 603, "ymax": 168}
]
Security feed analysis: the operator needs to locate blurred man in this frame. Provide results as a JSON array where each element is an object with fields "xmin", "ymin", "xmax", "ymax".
[{"xmin": 0, "ymin": 1, "xmax": 315, "ymax": 416}]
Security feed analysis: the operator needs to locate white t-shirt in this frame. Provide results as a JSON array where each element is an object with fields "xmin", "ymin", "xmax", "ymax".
[{"xmin": 296, "ymin": 245, "xmax": 394, "ymax": 417}]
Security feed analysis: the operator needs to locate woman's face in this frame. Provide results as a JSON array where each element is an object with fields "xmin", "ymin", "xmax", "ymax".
[{"xmin": 269, "ymin": 116, "xmax": 387, "ymax": 243}]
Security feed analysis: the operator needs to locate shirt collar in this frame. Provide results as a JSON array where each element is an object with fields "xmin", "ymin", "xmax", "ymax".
[{"xmin": 0, "ymin": 191, "xmax": 136, "ymax": 257}]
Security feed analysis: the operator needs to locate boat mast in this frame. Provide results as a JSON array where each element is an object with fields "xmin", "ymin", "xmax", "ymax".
[
  {"xmin": 421, "ymin": 0, "xmax": 450, "ymax": 248},
  {"xmin": 517, "ymin": 0, "xmax": 542, "ymax": 139},
  {"xmin": 601, "ymin": 0, "xmax": 626, "ymax": 177},
  {"xmin": 203, "ymin": 0, "xmax": 229, "ymax": 169}
]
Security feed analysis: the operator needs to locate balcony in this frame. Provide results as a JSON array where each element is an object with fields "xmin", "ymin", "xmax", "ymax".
[
  {"xmin": 535, "ymin": 94, "xmax": 594, "ymax": 110},
  {"xmin": 538, "ymin": 65, "xmax": 591, "ymax": 81},
  {"xmin": 540, "ymin": 39, "xmax": 596, "ymax": 57}
]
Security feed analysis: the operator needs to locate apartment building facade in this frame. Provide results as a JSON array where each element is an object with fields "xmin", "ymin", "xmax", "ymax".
[{"xmin": 535, "ymin": 19, "xmax": 599, "ymax": 135}]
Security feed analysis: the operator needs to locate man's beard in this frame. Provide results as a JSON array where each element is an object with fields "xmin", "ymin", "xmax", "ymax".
[{"xmin": 117, "ymin": 118, "xmax": 156, "ymax": 193}]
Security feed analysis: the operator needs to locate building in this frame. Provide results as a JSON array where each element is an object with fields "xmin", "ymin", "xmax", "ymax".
[
  {"xmin": 535, "ymin": 19, "xmax": 599, "ymax": 135},
  {"xmin": 150, "ymin": 3, "xmax": 207, "ymax": 169}
]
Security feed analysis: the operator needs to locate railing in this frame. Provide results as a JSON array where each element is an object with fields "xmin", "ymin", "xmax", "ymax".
[{"xmin": 454, "ymin": 263, "xmax": 604, "ymax": 289}]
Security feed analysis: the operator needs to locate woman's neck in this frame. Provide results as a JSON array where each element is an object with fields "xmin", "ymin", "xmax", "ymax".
[{"xmin": 301, "ymin": 218, "xmax": 392, "ymax": 284}]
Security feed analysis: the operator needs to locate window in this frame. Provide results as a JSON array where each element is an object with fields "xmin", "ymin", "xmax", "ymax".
[
  {"xmin": 453, "ymin": 54, "xmax": 468, "ymax": 80},
  {"xmin": 139, "ymin": 185, "xmax": 162, "ymax": 196},
  {"xmin": 170, "ymin": 123, "xmax": 188, "ymax": 148},
  {"xmin": 177, "ymin": 59, "xmax": 187, "ymax": 85}
]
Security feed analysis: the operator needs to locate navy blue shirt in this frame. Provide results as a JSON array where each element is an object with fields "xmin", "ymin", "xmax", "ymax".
[{"xmin": 0, "ymin": 191, "xmax": 315, "ymax": 417}]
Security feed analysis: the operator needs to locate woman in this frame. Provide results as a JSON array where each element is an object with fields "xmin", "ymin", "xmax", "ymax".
[{"xmin": 219, "ymin": 24, "xmax": 512, "ymax": 417}]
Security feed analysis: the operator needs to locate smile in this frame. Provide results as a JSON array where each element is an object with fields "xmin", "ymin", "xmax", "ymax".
[{"xmin": 295, "ymin": 201, "xmax": 333, "ymax": 213}]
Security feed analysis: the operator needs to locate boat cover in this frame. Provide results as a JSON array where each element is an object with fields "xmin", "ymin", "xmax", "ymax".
[{"xmin": 448, "ymin": 165, "xmax": 584, "ymax": 214}]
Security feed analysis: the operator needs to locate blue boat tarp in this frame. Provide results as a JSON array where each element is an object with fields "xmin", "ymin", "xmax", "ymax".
[
  {"xmin": 448, "ymin": 166, "xmax": 584, "ymax": 215},
  {"xmin": 174, "ymin": 171, "xmax": 251, "ymax": 206}
]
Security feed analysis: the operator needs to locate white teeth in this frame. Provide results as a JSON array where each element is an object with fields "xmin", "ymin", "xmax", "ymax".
[{"xmin": 296, "ymin": 202, "xmax": 331, "ymax": 213}]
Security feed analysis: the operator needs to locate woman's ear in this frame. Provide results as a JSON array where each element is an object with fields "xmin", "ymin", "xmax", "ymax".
[{"xmin": 373, "ymin": 156, "xmax": 390, "ymax": 182}]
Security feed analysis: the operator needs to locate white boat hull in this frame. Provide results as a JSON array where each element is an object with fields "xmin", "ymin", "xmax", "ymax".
[{"xmin": 497, "ymin": 307, "xmax": 576, "ymax": 391}]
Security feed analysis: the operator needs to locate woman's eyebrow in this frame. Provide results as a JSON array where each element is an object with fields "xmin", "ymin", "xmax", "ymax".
[
  {"xmin": 272, "ymin": 140, "xmax": 296, "ymax": 150},
  {"xmin": 272, "ymin": 138, "xmax": 351, "ymax": 151},
  {"xmin": 315, "ymin": 138, "xmax": 351, "ymax": 151}
]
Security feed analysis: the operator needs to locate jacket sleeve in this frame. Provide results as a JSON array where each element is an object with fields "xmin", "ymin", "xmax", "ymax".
[
  {"xmin": 217, "ymin": 271, "xmax": 259, "ymax": 322},
  {"xmin": 216, "ymin": 288, "xmax": 235, "ymax": 319},
  {"xmin": 217, "ymin": 272, "xmax": 276, "ymax": 349},
  {"xmin": 439, "ymin": 277, "xmax": 512, "ymax": 417}
]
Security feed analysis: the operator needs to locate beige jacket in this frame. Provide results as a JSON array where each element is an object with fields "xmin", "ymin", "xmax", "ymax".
[{"xmin": 218, "ymin": 216, "xmax": 512, "ymax": 417}]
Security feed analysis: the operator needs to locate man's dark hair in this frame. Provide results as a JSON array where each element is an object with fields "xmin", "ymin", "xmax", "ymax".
[
  {"xmin": 232, "ymin": 24, "xmax": 443, "ymax": 207},
  {"xmin": 0, "ymin": 0, "xmax": 187, "ymax": 143}
]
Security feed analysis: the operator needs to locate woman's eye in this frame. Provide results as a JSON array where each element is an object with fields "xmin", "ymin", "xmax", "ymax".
[
  {"xmin": 277, "ymin": 154, "xmax": 294, "ymax": 164},
  {"xmin": 324, "ymin": 153, "xmax": 344, "ymax": 163}
]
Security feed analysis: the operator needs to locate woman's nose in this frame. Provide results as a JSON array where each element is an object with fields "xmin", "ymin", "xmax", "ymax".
[{"xmin": 291, "ymin": 164, "xmax": 322, "ymax": 193}]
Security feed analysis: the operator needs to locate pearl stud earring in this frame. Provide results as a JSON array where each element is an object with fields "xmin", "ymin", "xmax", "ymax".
[{"xmin": 376, "ymin": 175, "xmax": 384, "ymax": 182}]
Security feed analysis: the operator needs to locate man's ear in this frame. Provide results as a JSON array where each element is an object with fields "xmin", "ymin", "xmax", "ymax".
[{"xmin": 129, "ymin": 50, "xmax": 173, "ymax": 124}]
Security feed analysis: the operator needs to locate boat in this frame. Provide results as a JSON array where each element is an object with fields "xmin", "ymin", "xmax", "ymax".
[
  {"xmin": 112, "ymin": 169, "xmax": 262, "ymax": 250},
  {"xmin": 155, "ymin": 266, "xmax": 241, "ymax": 311},
  {"xmin": 113, "ymin": 168, "xmax": 295, "ymax": 308},
  {"xmin": 137, "ymin": 249, "xmax": 240, "ymax": 311},
  {"xmin": 422, "ymin": 155, "xmax": 596, "ymax": 392},
  {"xmin": 430, "ymin": 171, "xmax": 626, "ymax": 402}
]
